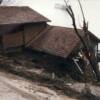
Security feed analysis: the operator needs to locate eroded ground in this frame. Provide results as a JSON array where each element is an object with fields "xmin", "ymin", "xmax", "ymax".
[
  {"xmin": 0, "ymin": 51, "xmax": 100, "ymax": 100},
  {"xmin": 0, "ymin": 70, "xmax": 76, "ymax": 100}
]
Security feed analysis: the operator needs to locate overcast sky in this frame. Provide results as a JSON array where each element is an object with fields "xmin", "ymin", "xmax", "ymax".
[{"xmin": 1, "ymin": 0, "xmax": 100, "ymax": 38}]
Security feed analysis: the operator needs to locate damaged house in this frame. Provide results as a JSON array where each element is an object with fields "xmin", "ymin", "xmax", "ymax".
[
  {"xmin": 0, "ymin": 6, "xmax": 100, "ymax": 80},
  {"xmin": 0, "ymin": 6, "xmax": 50, "ymax": 50},
  {"xmin": 27, "ymin": 26, "xmax": 100, "ymax": 80}
]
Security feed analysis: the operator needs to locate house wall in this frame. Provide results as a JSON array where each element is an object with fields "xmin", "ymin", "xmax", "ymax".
[
  {"xmin": 24, "ymin": 23, "xmax": 46, "ymax": 45},
  {"xmin": 2, "ymin": 31, "xmax": 23, "ymax": 49},
  {"xmin": 0, "ymin": 24, "xmax": 21, "ymax": 35},
  {"xmin": 2, "ymin": 22, "xmax": 47, "ymax": 49}
]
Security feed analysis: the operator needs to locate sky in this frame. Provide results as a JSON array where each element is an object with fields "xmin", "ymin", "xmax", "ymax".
[{"xmin": 1, "ymin": 0, "xmax": 100, "ymax": 38}]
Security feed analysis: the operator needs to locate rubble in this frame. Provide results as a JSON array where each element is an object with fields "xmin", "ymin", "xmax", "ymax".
[
  {"xmin": 0, "ymin": 70, "xmax": 76, "ymax": 100},
  {"xmin": 0, "ymin": 51, "xmax": 100, "ymax": 100}
]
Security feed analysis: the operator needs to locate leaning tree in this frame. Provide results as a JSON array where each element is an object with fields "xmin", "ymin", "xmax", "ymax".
[{"xmin": 56, "ymin": 0, "xmax": 100, "ymax": 81}]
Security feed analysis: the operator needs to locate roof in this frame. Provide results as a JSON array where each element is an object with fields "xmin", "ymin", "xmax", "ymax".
[
  {"xmin": 27, "ymin": 26, "xmax": 100, "ymax": 58},
  {"xmin": 0, "ymin": 6, "xmax": 50, "ymax": 25},
  {"xmin": 88, "ymin": 31, "xmax": 100, "ymax": 42},
  {"xmin": 27, "ymin": 26, "xmax": 82, "ymax": 58}
]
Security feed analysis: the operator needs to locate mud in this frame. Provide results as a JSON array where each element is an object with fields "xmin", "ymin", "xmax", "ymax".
[
  {"xmin": 0, "ymin": 70, "xmax": 76, "ymax": 100},
  {"xmin": 0, "ymin": 51, "xmax": 100, "ymax": 100}
]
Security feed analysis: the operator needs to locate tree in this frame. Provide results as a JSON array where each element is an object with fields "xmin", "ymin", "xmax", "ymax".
[{"xmin": 63, "ymin": 0, "xmax": 100, "ymax": 81}]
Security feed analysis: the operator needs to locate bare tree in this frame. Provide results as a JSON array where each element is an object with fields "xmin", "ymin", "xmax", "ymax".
[{"xmin": 64, "ymin": 0, "xmax": 100, "ymax": 81}]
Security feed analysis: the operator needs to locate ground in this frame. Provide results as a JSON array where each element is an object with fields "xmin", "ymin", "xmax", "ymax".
[
  {"xmin": 0, "ymin": 70, "xmax": 76, "ymax": 100},
  {"xmin": 0, "ymin": 51, "xmax": 99, "ymax": 100}
]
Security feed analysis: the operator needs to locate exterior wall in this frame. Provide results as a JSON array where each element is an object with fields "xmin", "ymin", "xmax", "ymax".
[
  {"xmin": 2, "ymin": 22, "xmax": 47, "ymax": 49},
  {"xmin": 2, "ymin": 31, "xmax": 23, "ymax": 49},
  {"xmin": 0, "ymin": 24, "xmax": 20, "ymax": 35},
  {"xmin": 24, "ymin": 23, "xmax": 46, "ymax": 45}
]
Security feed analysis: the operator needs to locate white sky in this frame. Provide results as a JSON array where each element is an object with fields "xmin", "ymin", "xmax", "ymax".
[{"xmin": 1, "ymin": 0, "xmax": 100, "ymax": 38}]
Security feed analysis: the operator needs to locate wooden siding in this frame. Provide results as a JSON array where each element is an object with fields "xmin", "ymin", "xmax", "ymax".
[
  {"xmin": 24, "ymin": 23, "xmax": 46, "ymax": 45},
  {"xmin": 2, "ymin": 31, "xmax": 23, "ymax": 49},
  {"xmin": 2, "ymin": 23, "xmax": 46, "ymax": 49}
]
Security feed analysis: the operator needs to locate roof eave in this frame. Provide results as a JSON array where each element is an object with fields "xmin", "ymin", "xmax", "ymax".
[{"xmin": 88, "ymin": 31, "xmax": 100, "ymax": 43}]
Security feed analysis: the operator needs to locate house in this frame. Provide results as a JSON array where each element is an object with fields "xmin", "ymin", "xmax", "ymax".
[
  {"xmin": 27, "ymin": 25, "xmax": 100, "ymax": 59},
  {"xmin": 26, "ymin": 25, "xmax": 100, "ymax": 80},
  {"xmin": 0, "ymin": 6, "xmax": 100, "ymax": 80},
  {"xmin": 0, "ymin": 6, "xmax": 50, "ymax": 50},
  {"xmin": 0, "ymin": 6, "xmax": 99, "ymax": 59}
]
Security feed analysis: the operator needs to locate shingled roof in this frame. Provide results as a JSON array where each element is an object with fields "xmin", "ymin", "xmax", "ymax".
[
  {"xmin": 27, "ymin": 26, "xmax": 100, "ymax": 58},
  {"xmin": 0, "ymin": 6, "xmax": 50, "ymax": 25}
]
